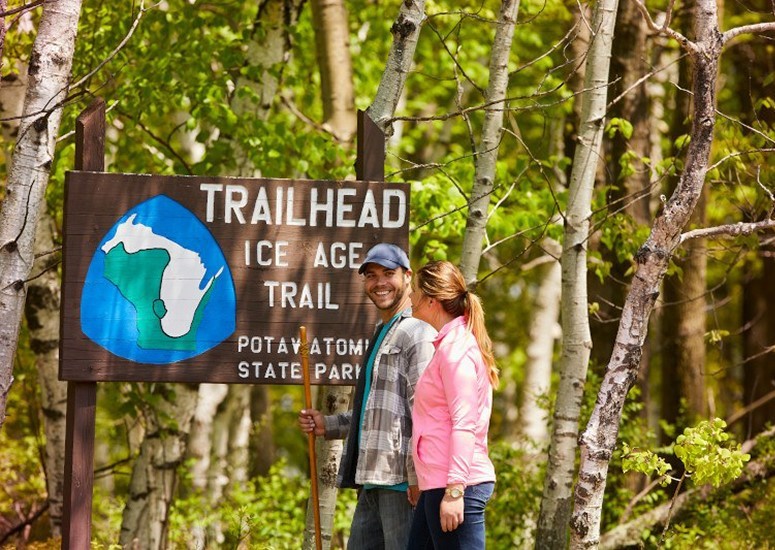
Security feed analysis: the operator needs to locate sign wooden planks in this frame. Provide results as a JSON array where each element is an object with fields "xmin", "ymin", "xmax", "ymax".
[{"xmin": 60, "ymin": 171, "xmax": 408, "ymax": 385}]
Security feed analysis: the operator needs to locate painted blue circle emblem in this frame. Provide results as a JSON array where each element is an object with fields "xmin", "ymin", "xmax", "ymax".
[{"xmin": 81, "ymin": 195, "xmax": 236, "ymax": 364}]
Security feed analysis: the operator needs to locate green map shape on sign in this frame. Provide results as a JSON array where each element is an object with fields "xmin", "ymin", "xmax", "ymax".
[{"xmin": 103, "ymin": 243, "xmax": 216, "ymax": 351}]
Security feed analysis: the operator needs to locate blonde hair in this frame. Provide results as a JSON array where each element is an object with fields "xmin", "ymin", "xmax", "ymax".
[{"xmin": 415, "ymin": 261, "xmax": 499, "ymax": 388}]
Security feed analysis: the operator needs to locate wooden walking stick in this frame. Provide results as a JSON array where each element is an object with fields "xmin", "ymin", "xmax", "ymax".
[{"xmin": 300, "ymin": 326, "xmax": 322, "ymax": 550}]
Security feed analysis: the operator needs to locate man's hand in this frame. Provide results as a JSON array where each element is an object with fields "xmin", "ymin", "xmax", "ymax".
[
  {"xmin": 298, "ymin": 409, "xmax": 325, "ymax": 437},
  {"xmin": 407, "ymin": 485, "xmax": 421, "ymax": 507}
]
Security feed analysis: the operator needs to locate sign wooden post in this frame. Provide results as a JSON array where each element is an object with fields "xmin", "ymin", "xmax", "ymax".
[
  {"xmin": 355, "ymin": 110, "xmax": 385, "ymax": 181},
  {"xmin": 62, "ymin": 97, "xmax": 105, "ymax": 550}
]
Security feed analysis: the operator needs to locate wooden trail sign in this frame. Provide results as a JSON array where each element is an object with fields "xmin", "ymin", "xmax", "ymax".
[{"xmin": 61, "ymin": 172, "xmax": 409, "ymax": 385}]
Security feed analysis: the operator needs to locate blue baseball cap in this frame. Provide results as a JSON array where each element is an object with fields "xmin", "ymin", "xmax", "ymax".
[{"xmin": 358, "ymin": 243, "xmax": 411, "ymax": 274}]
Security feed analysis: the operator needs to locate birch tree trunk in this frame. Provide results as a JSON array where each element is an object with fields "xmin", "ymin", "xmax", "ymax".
[
  {"xmin": 458, "ymin": 0, "xmax": 520, "ymax": 285},
  {"xmin": 23, "ymin": 210, "xmax": 68, "ymax": 537},
  {"xmin": 568, "ymin": 0, "xmax": 760, "ymax": 544},
  {"xmin": 0, "ymin": 0, "xmax": 82, "ymax": 431},
  {"xmin": 303, "ymin": 386, "xmax": 351, "ymax": 550},
  {"xmin": 119, "ymin": 383, "xmax": 199, "ymax": 550},
  {"xmin": 520, "ymin": 253, "xmax": 561, "ymax": 446},
  {"xmin": 185, "ymin": 383, "xmax": 228, "ymax": 548},
  {"xmin": 364, "ymin": 0, "xmax": 425, "ymax": 136},
  {"xmin": 535, "ymin": 0, "xmax": 619, "ymax": 546},
  {"xmin": 0, "ymin": 36, "xmax": 69, "ymax": 535},
  {"xmin": 229, "ymin": 0, "xmax": 305, "ymax": 174}
]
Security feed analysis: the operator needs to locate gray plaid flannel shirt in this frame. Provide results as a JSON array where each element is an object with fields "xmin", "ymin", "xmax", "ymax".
[{"xmin": 323, "ymin": 309, "xmax": 436, "ymax": 487}]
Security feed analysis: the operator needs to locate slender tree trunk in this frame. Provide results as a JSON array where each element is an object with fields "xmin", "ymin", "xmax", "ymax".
[
  {"xmin": 520, "ymin": 244, "xmax": 562, "ymax": 446},
  {"xmin": 228, "ymin": 0, "xmax": 305, "ymax": 174},
  {"xmin": 311, "ymin": 0, "xmax": 356, "ymax": 141},
  {"xmin": 303, "ymin": 386, "xmax": 351, "ymax": 550},
  {"xmin": 119, "ymin": 384, "xmax": 199, "ymax": 549},
  {"xmin": 0, "ymin": 0, "xmax": 82, "ymax": 431},
  {"xmin": 364, "ymin": 0, "xmax": 425, "ymax": 136},
  {"xmin": 536, "ymin": 0, "xmax": 619, "ymax": 547},
  {"xmin": 570, "ymin": 1, "xmax": 725, "ymax": 544},
  {"xmin": 24, "ymin": 209, "xmax": 67, "ymax": 537},
  {"xmin": 211, "ymin": 385, "xmax": 252, "ymax": 537},
  {"xmin": 0, "ymin": 37, "xmax": 68, "ymax": 535},
  {"xmin": 458, "ymin": 0, "xmax": 520, "ymax": 285},
  {"xmin": 183, "ymin": 383, "xmax": 228, "ymax": 548},
  {"xmin": 562, "ymin": 4, "xmax": 592, "ymax": 185}
]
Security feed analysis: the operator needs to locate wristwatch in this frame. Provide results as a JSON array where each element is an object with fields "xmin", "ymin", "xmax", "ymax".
[{"xmin": 445, "ymin": 487, "xmax": 464, "ymax": 499}]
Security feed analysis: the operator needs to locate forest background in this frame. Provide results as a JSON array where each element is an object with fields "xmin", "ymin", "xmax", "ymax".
[{"xmin": 1, "ymin": 0, "xmax": 774, "ymax": 548}]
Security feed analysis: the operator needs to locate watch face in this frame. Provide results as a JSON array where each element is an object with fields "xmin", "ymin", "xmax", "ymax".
[{"xmin": 447, "ymin": 488, "xmax": 464, "ymax": 498}]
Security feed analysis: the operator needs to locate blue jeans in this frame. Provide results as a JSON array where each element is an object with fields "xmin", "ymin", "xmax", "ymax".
[
  {"xmin": 406, "ymin": 482, "xmax": 495, "ymax": 550},
  {"xmin": 348, "ymin": 488, "xmax": 414, "ymax": 550}
]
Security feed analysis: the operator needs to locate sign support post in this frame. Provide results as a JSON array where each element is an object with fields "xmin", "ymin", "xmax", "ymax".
[{"xmin": 62, "ymin": 97, "xmax": 105, "ymax": 550}]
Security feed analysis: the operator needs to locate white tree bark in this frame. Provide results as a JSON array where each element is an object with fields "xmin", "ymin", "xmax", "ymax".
[
  {"xmin": 0, "ymin": 36, "xmax": 69, "ymax": 535},
  {"xmin": 303, "ymin": 386, "xmax": 351, "ymax": 550},
  {"xmin": 364, "ymin": 0, "xmax": 425, "ymax": 135},
  {"xmin": 535, "ymin": 0, "xmax": 619, "ymax": 547},
  {"xmin": 459, "ymin": 0, "xmax": 520, "ymax": 285},
  {"xmin": 0, "ymin": 0, "xmax": 82, "ymax": 430},
  {"xmin": 185, "ymin": 382, "xmax": 229, "ymax": 547},
  {"xmin": 229, "ymin": 0, "xmax": 305, "ymax": 175},
  {"xmin": 119, "ymin": 384, "xmax": 199, "ymax": 550},
  {"xmin": 521, "ymin": 250, "xmax": 561, "ymax": 445},
  {"xmin": 24, "ymin": 209, "xmax": 67, "ymax": 537},
  {"xmin": 567, "ymin": 1, "xmax": 775, "ymax": 546}
]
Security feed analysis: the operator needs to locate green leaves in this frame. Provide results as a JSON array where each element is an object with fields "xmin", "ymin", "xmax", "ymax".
[
  {"xmin": 606, "ymin": 117, "xmax": 634, "ymax": 140},
  {"xmin": 621, "ymin": 442, "xmax": 672, "ymax": 486},
  {"xmin": 622, "ymin": 418, "xmax": 751, "ymax": 490},
  {"xmin": 674, "ymin": 418, "xmax": 750, "ymax": 487}
]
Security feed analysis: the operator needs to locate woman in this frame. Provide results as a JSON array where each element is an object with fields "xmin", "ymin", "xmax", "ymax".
[{"xmin": 407, "ymin": 260, "xmax": 499, "ymax": 549}]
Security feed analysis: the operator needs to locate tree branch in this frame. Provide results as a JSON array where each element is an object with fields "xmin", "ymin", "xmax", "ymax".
[
  {"xmin": 722, "ymin": 22, "xmax": 775, "ymax": 45},
  {"xmin": 680, "ymin": 219, "xmax": 775, "ymax": 244},
  {"xmin": 726, "ymin": 388, "xmax": 775, "ymax": 427},
  {"xmin": 632, "ymin": 0, "xmax": 697, "ymax": 54},
  {"xmin": 0, "ymin": 0, "xmax": 44, "ymax": 18}
]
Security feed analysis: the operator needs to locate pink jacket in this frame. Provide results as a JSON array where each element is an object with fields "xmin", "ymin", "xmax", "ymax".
[{"xmin": 411, "ymin": 316, "xmax": 495, "ymax": 490}]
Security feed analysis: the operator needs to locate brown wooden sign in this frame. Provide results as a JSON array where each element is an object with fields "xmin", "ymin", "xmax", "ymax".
[{"xmin": 60, "ymin": 171, "xmax": 408, "ymax": 385}]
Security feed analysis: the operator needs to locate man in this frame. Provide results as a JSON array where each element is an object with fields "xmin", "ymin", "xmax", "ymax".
[{"xmin": 299, "ymin": 242, "xmax": 436, "ymax": 550}]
